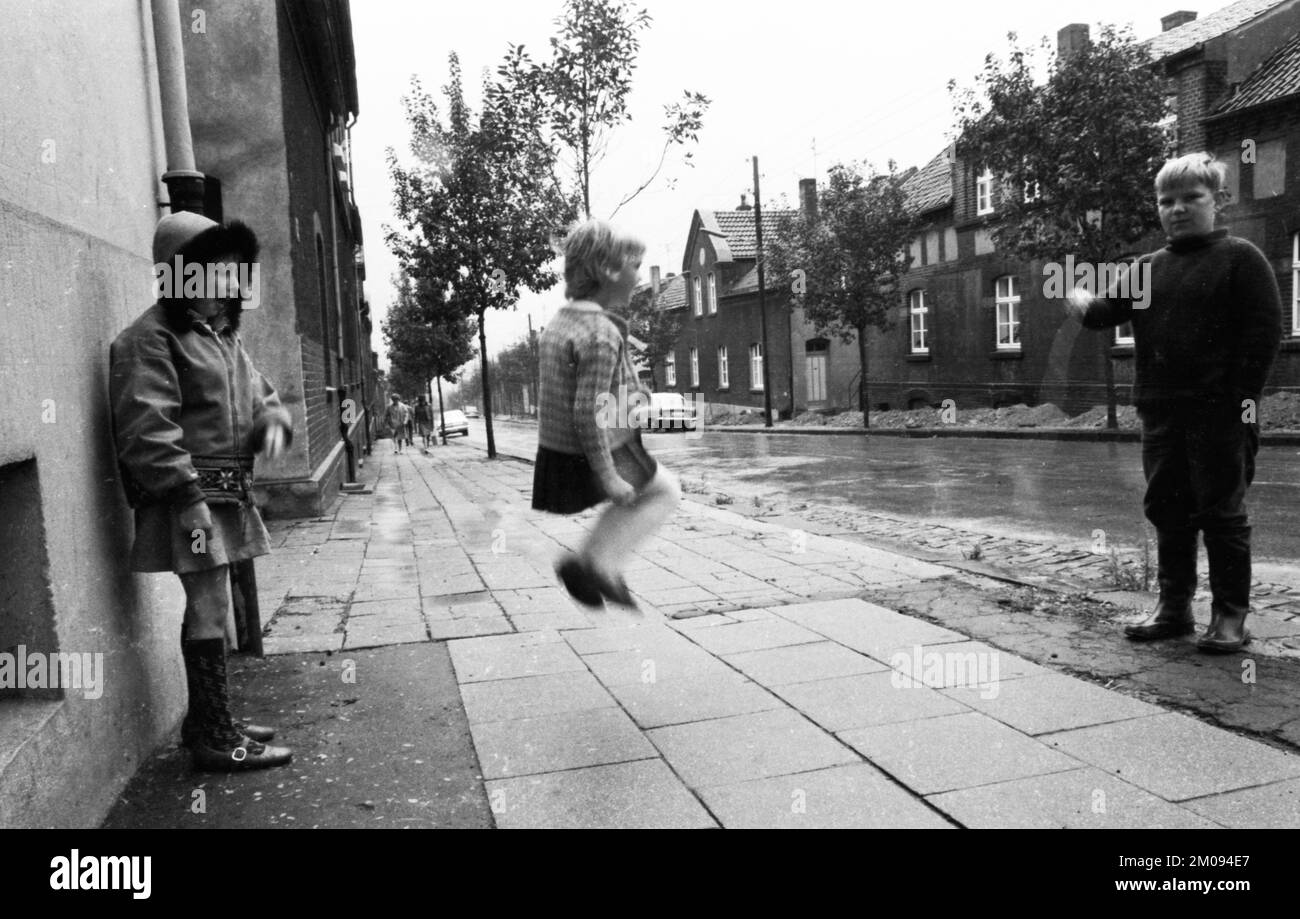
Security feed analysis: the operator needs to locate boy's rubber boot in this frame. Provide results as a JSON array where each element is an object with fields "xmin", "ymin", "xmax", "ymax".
[
  {"xmin": 1198, "ymin": 528, "xmax": 1252, "ymax": 654},
  {"xmin": 179, "ymin": 628, "xmax": 276, "ymax": 746},
  {"xmin": 1126, "ymin": 529, "xmax": 1196, "ymax": 641},
  {"xmin": 183, "ymin": 638, "xmax": 293, "ymax": 772}
]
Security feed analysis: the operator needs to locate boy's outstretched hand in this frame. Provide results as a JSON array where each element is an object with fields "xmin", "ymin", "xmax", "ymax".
[{"xmin": 1065, "ymin": 287, "xmax": 1093, "ymax": 323}]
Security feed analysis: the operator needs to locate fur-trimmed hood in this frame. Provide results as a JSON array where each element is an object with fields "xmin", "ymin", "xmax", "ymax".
[{"xmin": 153, "ymin": 212, "xmax": 259, "ymax": 333}]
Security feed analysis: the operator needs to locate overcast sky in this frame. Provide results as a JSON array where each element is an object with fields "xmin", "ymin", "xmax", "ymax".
[{"xmin": 350, "ymin": 0, "xmax": 1212, "ymax": 367}]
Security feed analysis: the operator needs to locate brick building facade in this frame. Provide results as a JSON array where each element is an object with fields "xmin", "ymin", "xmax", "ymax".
[{"xmin": 868, "ymin": 0, "xmax": 1300, "ymax": 413}]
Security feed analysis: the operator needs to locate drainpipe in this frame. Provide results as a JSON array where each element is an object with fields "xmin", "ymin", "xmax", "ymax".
[{"xmin": 151, "ymin": 0, "xmax": 206, "ymax": 214}]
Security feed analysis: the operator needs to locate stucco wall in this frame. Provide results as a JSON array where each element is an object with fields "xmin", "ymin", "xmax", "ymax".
[{"xmin": 0, "ymin": 0, "xmax": 185, "ymax": 827}]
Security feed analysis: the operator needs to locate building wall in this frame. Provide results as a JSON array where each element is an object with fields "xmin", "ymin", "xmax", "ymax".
[
  {"xmin": 0, "ymin": 0, "xmax": 186, "ymax": 827},
  {"xmin": 1209, "ymin": 104, "xmax": 1300, "ymax": 392},
  {"xmin": 180, "ymin": 0, "xmax": 366, "ymax": 517},
  {"xmin": 179, "ymin": 0, "xmax": 312, "ymax": 509}
]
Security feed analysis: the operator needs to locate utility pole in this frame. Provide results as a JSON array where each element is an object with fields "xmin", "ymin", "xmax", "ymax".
[
  {"xmin": 528, "ymin": 312, "xmax": 539, "ymax": 417},
  {"xmin": 753, "ymin": 156, "xmax": 774, "ymax": 428}
]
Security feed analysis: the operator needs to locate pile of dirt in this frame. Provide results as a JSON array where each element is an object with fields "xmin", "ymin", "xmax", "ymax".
[
  {"xmin": 789, "ymin": 411, "xmax": 831, "ymax": 426},
  {"xmin": 825, "ymin": 411, "xmax": 866, "ymax": 428},
  {"xmin": 1260, "ymin": 391, "xmax": 1300, "ymax": 431},
  {"xmin": 708, "ymin": 410, "xmax": 764, "ymax": 426},
  {"xmin": 714, "ymin": 392, "xmax": 1300, "ymax": 432},
  {"xmin": 1059, "ymin": 405, "xmax": 1141, "ymax": 429},
  {"xmin": 864, "ymin": 408, "xmax": 940, "ymax": 429}
]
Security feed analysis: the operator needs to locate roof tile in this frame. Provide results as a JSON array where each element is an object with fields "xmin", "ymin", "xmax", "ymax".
[{"xmin": 1216, "ymin": 30, "xmax": 1300, "ymax": 113}]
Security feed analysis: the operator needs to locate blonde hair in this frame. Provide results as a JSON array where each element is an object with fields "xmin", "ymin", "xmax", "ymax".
[
  {"xmin": 1155, "ymin": 152, "xmax": 1229, "ymax": 197},
  {"xmin": 562, "ymin": 219, "xmax": 645, "ymax": 301}
]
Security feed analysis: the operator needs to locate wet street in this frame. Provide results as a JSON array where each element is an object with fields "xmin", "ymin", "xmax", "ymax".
[{"xmin": 466, "ymin": 420, "xmax": 1300, "ymax": 563}]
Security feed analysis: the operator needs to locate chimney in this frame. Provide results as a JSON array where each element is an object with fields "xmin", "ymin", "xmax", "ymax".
[
  {"xmin": 1161, "ymin": 10, "xmax": 1197, "ymax": 31},
  {"xmin": 1057, "ymin": 23, "xmax": 1089, "ymax": 61},
  {"xmin": 798, "ymin": 178, "xmax": 818, "ymax": 220},
  {"xmin": 736, "ymin": 193, "xmax": 752, "ymax": 211},
  {"xmin": 650, "ymin": 265, "xmax": 661, "ymax": 301}
]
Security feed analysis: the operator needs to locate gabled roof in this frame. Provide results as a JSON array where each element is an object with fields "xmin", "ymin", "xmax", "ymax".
[
  {"xmin": 1143, "ymin": 0, "xmax": 1290, "ymax": 61},
  {"xmin": 902, "ymin": 150, "xmax": 954, "ymax": 215},
  {"xmin": 655, "ymin": 273, "xmax": 687, "ymax": 311},
  {"xmin": 709, "ymin": 209, "xmax": 800, "ymax": 260},
  {"xmin": 1215, "ymin": 30, "xmax": 1300, "ymax": 113}
]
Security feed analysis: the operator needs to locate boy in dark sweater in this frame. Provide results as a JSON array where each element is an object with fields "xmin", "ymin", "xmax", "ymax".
[{"xmin": 1068, "ymin": 152, "xmax": 1282, "ymax": 652}]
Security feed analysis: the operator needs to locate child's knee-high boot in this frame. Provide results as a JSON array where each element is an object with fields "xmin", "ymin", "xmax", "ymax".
[
  {"xmin": 1126, "ymin": 528, "xmax": 1197, "ymax": 640},
  {"xmin": 1198, "ymin": 527, "xmax": 1252, "ymax": 653},
  {"xmin": 179, "ymin": 626, "xmax": 277, "ymax": 747},
  {"xmin": 183, "ymin": 638, "xmax": 292, "ymax": 771}
]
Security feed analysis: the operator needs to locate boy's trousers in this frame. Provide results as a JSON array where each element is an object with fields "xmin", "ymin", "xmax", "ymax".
[{"xmin": 1139, "ymin": 399, "xmax": 1259, "ymax": 614}]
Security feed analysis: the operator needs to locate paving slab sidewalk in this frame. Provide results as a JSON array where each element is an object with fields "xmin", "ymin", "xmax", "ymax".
[{"xmin": 107, "ymin": 444, "xmax": 1300, "ymax": 828}]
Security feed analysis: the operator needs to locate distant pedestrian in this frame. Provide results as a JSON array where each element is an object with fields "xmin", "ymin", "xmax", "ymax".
[
  {"xmin": 384, "ymin": 395, "xmax": 409, "ymax": 453},
  {"xmin": 415, "ymin": 395, "xmax": 434, "ymax": 448},
  {"xmin": 532, "ymin": 219, "xmax": 680, "ymax": 610},
  {"xmin": 110, "ymin": 211, "xmax": 293, "ymax": 771},
  {"xmin": 1068, "ymin": 152, "xmax": 1282, "ymax": 652},
  {"xmin": 402, "ymin": 398, "xmax": 415, "ymax": 448}
]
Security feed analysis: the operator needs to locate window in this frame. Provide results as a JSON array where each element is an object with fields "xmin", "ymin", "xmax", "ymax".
[
  {"xmin": 995, "ymin": 275, "xmax": 1020, "ymax": 350},
  {"xmin": 1255, "ymin": 140, "xmax": 1286, "ymax": 198},
  {"xmin": 717, "ymin": 346, "xmax": 729, "ymax": 387},
  {"xmin": 692, "ymin": 276, "xmax": 702, "ymax": 316},
  {"xmin": 707, "ymin": 273, "xmax": 717, "ymax": 314},
  {"xmin": 909, "ymin": 289, "xmax": 928, "ymax": 354},
  {"xmin": 976, "ymin": 168, "xmax": 994, "ymax": 215},
  {"xmin": 749, "ymin": 343, "xmax": 764, "ymax": 390},
  {"xmin": 689, "ymin": 347, "xmax": 699, "ymax": 387},
  {"xmin": 925, "ymin": 231, "xmax": 939, "ymax": 266},
  {"xmin": 665, "ymin": 353, "xmax": 677, "ymax": 386},
  {"xmin": 805, "ymin": 339, "xmax": 828, "ymax": 402},
  {"xmin": 943, "ymin": 227, "xmax": 958, "ymax": 262},
  {"xmin": 1023, "ymin": 179, "xmax": 1041, "ymax": 203},
  {"xmin": 1293, "ymin": 233, "xmax": 1299, "ymax": 336},
  {"xmin": 1217, "ymin": 146, "xmax": 1241, "ymax": 204}
]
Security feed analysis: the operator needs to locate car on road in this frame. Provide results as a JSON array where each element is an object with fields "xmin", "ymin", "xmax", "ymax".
[
  {"xmin": 439, "ymin": 409, "xmax": 470, "ymax": 438},
  {"xmin": 637, "ymin": 392, "xmax": 698, "ymax": 433},
  {"xmin": 462, "ymin": 405, "xmax": 481, "ymax": 418}
]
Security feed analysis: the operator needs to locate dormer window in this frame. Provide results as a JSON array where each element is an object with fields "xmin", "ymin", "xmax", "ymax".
[{"xmin": 976, "ymin": 168, "xmax": 994, "ymax": 215}]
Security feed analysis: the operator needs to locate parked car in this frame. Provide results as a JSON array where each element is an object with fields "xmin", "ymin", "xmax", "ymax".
[
  {"xmin": 439, "ymin": 409, "xmax": 470, "ymax": 438},
  {"xmin": 637, "ymin": 392, "xmax": 697, "ymax": 432},
  {"xmin": 462, "ymin": 405, "xmax": 481, "ymax": 418}
]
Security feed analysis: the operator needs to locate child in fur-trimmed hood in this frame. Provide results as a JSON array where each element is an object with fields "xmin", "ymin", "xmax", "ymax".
[{"xmin": 110, "ymin": 210, "xmax": 294, "ymax": 772}]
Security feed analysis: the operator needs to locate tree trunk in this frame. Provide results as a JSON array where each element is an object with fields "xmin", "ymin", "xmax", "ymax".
[
  {"xmin": 478, "ymin": 309, "xmax": 496, "ymax": 459},
  {"xmin": 1103, "ymin": 348, "xmax": 1118, "ymax": 430},
  {"xmin": 435, "ymin": 376, "xmax": 446, "ymax": 446},
  {"xmin": 858, "ymin": 322, "xmax": 870, "ymax": 430}
]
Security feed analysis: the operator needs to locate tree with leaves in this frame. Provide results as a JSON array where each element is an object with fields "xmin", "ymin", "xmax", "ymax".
[
  {"xmin": 949, "ymin": 26, "xmax": 1169, "ymax": 427},
  {"xmin": 622, "ymin": 282, "xmax": 680, "ymax": 390},
  {"xmin": 767, "ymin": 162, "xmax": 917, "ymax": 428},
  {"xmin": 387, "ymin": 53, "xmax": 574, "ymax": 458},
  {"xmin": 382, "ymin": 271, "xmax": 478, "ymax": 442},
  {"xmin": 491, "ymin": 0, "xmax": 710, "ymax": 218}
]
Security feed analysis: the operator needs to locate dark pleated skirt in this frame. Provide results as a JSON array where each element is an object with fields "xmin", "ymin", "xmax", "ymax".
[{"xmin": 532, "ymin": 433, "xmax": 658, "ymax": 515}]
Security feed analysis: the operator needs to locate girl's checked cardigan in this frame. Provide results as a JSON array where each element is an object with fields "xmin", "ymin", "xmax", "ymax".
[{"xmin": 536, "ymin": 301, "xmax": 647, "ymax": 495}]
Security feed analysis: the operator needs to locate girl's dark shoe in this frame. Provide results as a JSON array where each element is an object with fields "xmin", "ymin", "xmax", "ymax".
[
  {"xmin": 182, "ymin": 714, "xmax": 277, "ymax": 746},
  {"xmin": 592, "ymin": 571, "xmax": 639, "ymax": 611},
  {"xmin": 557, "ymin": 556, "xmax": 605, "ymax": 608},
  {"xmin": 192, "ymin": 735, "xmax": 293, "ymax": 772}
]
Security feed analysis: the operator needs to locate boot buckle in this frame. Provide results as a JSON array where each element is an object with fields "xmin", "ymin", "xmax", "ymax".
[{"xmin": 231, "ymin": 746, "xmax": 248, "ymax": 763}]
